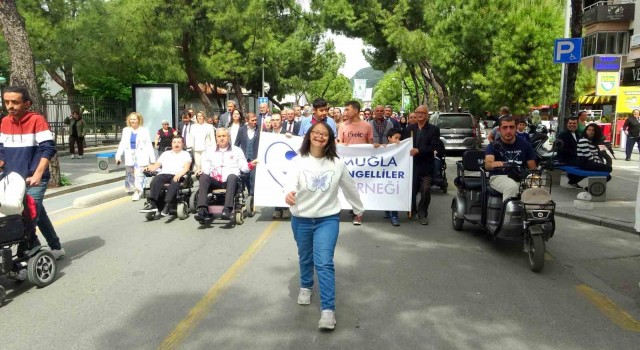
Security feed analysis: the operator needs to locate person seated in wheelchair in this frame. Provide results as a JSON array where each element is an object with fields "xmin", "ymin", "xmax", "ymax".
[
  {"xmin": 195, "ymin": 127, "xmax": 257, "ymax": 221},
  {"xmin": 484, "ymin": 116, "xmax": 537, "ymax": 201},
  {"xmin": 0, "ymin": 166, "xmax": 38, "ymax": 281},
  {"xmin": 140, "ymin": 136, "xmax": 192, "ymax": 216}
]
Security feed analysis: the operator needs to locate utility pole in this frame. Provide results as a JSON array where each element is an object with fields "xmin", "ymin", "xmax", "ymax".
[{"xmin": 557, "ymin": 0, "xmax": 571, "ymax": 131}]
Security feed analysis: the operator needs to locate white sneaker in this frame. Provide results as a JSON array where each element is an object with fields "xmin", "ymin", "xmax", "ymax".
[
  {"xmin": 51, "ymin": 247, "xmax": 66, "ymax": 260},
  {"xmin": 70, "ymin": 154, "xmax": 76, "ymax": 159},
  {"xmin": 132, "ymin": 191, "xmax": 140, "ymax": 201},
  {"xmin": 77, "ymin": 155, "xmax": 83, "ymax": 159},
  {"xmin": 297, "ymin": 288, "xmax": 312, "ymax": 305},
  {"xmin": 318, "ymin": 310, "xmax": 336, "ymax": 330}
]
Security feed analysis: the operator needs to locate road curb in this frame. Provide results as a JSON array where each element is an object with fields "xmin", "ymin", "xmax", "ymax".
[
  {"xmin": 555, "ymin": 208, "xmax": 638, "ymax": 235},
  {"xmin": 72, "ymin": 186, "xmax": 129, "ymax": 208},
  {"xmin": 45, "ymin": 176, "xmax": 125, "ymax": 199}
]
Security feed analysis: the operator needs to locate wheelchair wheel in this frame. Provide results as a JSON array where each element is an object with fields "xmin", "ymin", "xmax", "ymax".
[
  {"xmin": 27, "ymin": 250, "xmax": 57, "ymax": 288},
  {"xmin": 235, "ymin": 211, "xmax": 244, "ymax": 225},
  {"xmin": 189, "ymin": 191, "xmax": 198, "ymax": 213},
  {"xmin": 177, "ymin": 202, "xmax": 189, "ymax": 220},
  {"xmin": 245, "ymin": 195, "xmax": 255, "ymax": 217}
]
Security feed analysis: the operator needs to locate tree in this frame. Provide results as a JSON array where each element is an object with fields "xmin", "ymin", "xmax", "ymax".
[{"xmin": 0, "ymin": 0, "xmax": 61, "ymax": 187}]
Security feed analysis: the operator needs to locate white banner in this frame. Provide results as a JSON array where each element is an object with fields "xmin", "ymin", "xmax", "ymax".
[
  {"xmin": 353, "ymin": 79, "xmax": 367, "ymax": 99},
  {"xmin": 254, "ymin": 133, "xmax": 413, "ymax": 211}
]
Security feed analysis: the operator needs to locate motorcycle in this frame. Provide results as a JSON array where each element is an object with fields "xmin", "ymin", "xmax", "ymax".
[{"xmin": 451, "ymin": 149, "xmax": 556, "ymax": 272}]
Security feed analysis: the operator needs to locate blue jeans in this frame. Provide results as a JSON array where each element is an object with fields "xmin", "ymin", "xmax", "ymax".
[
  {"xmin": 291, "ymin": 214, "xmax": 340, "ymax": 311},
  {"xmin": 26, "ymin": 179, "xmax": 62, "ymax": 250}
]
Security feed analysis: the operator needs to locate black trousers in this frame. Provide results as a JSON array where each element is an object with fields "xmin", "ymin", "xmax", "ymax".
[
  {"xmin": 149, "ymin": 174, "xmax": 181, "ymax": 204},
  {"xmin": 69, "ymin": 135, "xmax": 84, "ymax": 155},
  {"xmin": 412, "ymin": 171, "xmax": 432, "ymax": 218},
  {"xmin": 580, "ymin": 161, "xmax": 612, "ymax": 182},
  {"xmin": 197, "ymin": 174, "xmax": 239, "ymax": 209},
  {"xmin": 625, "ymin": 136, "xmax": 640, "ymax": 159}
]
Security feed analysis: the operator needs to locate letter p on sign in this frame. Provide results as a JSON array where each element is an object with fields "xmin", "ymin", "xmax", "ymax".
[{"xmin": 554, "ymin": 38, "xmax": 582, "ymax": 64}]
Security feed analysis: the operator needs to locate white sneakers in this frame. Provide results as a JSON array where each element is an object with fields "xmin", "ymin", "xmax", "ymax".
[
  {"xmin": 297, "ymin": 288, "xmax": 312, "ymax": 305},
  {"xmin": 132, "ymin": 191, "xmax": 140, "ymax": 201},
  {"xmin": 70, "ymin": 154, "xmax": 76, "ymax": 159},
  {"xmin": 51, "ymin": 248, "xmax": 66, "ymax": 260},
  {"xmin": 318, "ymin": 310, "xmax": 336, "ymax": 330}
]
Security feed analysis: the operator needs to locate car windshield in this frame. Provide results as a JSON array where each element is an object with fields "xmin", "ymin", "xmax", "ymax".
[{"xmin": 434, "ymin": 115, "xmax": 472, "ymax": 129}]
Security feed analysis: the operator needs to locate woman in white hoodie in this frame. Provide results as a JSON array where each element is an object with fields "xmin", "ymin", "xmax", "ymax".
[
  {"xmin": 190, "ymin": 111, "xmax": 215, "ymax": 173},
  {"xmin": 116, "ymin": 112, "xmax": 156, "ymax": 201},
  {"xmin": 284, "ymin": 122, "xmax": 364, "ymax": 330}
]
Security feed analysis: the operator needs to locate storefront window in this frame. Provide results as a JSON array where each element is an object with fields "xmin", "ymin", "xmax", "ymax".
[{"xmin": 582, "ymin": 32, "xmax": 629, "ymax": 57}]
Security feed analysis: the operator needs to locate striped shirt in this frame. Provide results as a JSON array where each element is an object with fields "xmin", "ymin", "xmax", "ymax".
[
  {"xmin": 0, "ymin": 111, "xmax": 57, "ymax": 180},
  {"xmin": 576, "ymin": 138, "xmax": 604, "ymax": 164}
]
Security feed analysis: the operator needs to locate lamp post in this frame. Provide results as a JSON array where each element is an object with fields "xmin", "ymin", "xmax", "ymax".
[{"xmin": 261, "ymin": 57, "xmax": 265, "ymax": 97}]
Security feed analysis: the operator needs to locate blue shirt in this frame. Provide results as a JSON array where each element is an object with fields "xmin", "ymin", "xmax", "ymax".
[
  {"xmin": 130, "ymin": 132, "xmax": 137, "ymax": 150},
  {"xmin": 516, "ymin": 131, "xmax": 530, "ymax": 142},
  {"xmin": 298, "ymin": 116, "xmax": 337, "ymax": 136},
  {"xmin": 485, "ymin": 138, "xmax": 536, "ymax": 176}
]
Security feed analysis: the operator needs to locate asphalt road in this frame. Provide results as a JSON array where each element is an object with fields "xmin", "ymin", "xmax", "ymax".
[{"xmin": 1, "ymin": 170, "xmax": 640, "ymax": 349}]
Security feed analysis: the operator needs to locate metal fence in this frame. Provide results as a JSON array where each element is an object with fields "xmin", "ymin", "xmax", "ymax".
[{"xmin": 43, "ymin": 96, "xmax": 128, "ymax": 150}]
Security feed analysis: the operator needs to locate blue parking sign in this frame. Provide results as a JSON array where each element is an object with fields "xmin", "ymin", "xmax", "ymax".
[
  {"xmin": 554, "ymin": 38, "xmax": 582, "ymax": 64},
  {"xmin": 258, "ymin": 97, "xmax": 268, "ymax": 105}
]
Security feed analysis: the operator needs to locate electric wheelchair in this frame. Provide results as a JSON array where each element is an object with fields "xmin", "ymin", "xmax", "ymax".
[
  {"xmin": 190, "ymin": 174, "xmax": 252, "ymax": 226},
  {"xmin": 142, "ymin": 170, "xmax": 194, "ymax": 220}
]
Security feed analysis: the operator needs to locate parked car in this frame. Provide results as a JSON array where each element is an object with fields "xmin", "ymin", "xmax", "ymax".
[{"xmin": 429, "ymin": 112, "xmax": 481, "ymax": 152}]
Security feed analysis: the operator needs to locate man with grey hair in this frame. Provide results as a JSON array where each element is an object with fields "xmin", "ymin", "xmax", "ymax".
[
  {"xmin": 218, "ymin": 100, "xmax": 237, "ymax": 128},
  {"xmin": 257, "ymin": 102, "xmax": 272, "ymax": 131},
  {"xmin": 282, "ymin": 108, "xmax": 300, "ymax": 135}
]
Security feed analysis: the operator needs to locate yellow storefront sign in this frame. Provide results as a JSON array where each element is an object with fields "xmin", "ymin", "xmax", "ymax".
[
  {"xmin": 616, "ymin": 86, "xmax": 640, "ymax": 113},
  {"xmin": 596, "ymin": 71, "xmax": 619, "ymax": 96}
]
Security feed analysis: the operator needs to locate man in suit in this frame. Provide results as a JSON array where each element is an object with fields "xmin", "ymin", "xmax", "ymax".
[
  {"xmin": 402, "ymin": 105, "xmax": 440, "ymax": 225},
  {"xmin": 257, "ymin": 102, "xmax": 272, "ymax": 131},
  {"xmin": 218, "ymin": 100, "xmax": 237, "ymax": 128},
  {"xmin": 282, "ymin": 108, "xmax": 300, "ymax": 135},
  {"xmin": 178, "ymin": 113, "xmax": 194, "ymax": 150},
  {"xmin": 557, "ymin": 117, "xmax": 583, "ymax": 187},
  {"xmin": 234, "ymin": 112, "xmax": 260, "ymax": 197}
]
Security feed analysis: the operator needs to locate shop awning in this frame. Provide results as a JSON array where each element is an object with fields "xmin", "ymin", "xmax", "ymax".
[{"xmin": 578, "ymin": 95, "xmax": 613, "ymax": 105}]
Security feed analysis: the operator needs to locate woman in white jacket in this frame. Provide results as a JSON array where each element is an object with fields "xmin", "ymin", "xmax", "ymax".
[
  {"xmin": 190, "ymin": 111, "xmax": 215, "ymax": 173},
  {"xmin": 284, "ymin": 122, "xmax": 364, "ymax": 331},
  {"xmin": 116, "ymin": 112, "xmax": 156, "ymax": 201}
]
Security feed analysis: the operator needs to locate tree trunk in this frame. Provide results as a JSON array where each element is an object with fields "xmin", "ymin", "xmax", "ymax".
[
  {"xmin": 418, "ymin": 59, "xmax": 447, "ymax": 111},
  {"xmin": 268, "ymin": 96, "xmax": 283, "ymax": 111},
  {"xmin": 0, "ymin": 0, "xmax": 42, "ymax": 113},
  {"xmin": 563, "ymin": 0, "xmax": 583, "ymax": 123},
  {"xmin": 232, "ymin": 77, "xmax": 247, "ymax": 116},
  {"xmin": 181, "ymin": 31, "xmax": 214, "ymax": 117},
  {"xmin": 0, "ymin": 0, "xmax": 62, "ymax": 187},
  {"xmin": 408, "ymin": 66, "xmax": 422, "ymax": 108}
]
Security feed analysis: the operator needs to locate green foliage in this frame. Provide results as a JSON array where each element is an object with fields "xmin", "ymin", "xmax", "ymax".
[{"xmin": 59, "ymin": 173, "xmax": 71, "ymax": 187}]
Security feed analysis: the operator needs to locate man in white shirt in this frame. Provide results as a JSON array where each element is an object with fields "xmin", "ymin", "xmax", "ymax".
[
  {"xmin": 140, "ymin": 136, "xmax": 192, "ymax": 216},
  {"xmin": 195, "ymin": 128, "xmax": 256, "ymax": 221}
]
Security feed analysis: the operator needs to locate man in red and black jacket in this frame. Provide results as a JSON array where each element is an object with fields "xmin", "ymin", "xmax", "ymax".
[{"xmin": 0, "ymin": 86, "xmax": 64, "ymax": 260}]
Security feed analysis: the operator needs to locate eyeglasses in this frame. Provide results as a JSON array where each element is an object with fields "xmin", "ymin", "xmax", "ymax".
[{"xmin": 311, "ymin": 130, "xmax": 329, "ymax": 138}]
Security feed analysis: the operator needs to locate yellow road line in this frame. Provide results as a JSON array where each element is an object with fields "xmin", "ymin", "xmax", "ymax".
[
  {"xmin": 576, "ymin": 284, "xmax": 640, "ymax": 332},
  {"xmin": 51, "ymin": 196, "xmax": 130, "ymax": 227},
  {"xmin": 158, "ymin": 221, "xmax": 281, "ymax": 350}
]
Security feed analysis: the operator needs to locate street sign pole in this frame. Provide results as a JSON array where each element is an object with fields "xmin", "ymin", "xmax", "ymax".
[{"xmin": 557, "ymin": 0, "xmax": 571, "ymax": 132}]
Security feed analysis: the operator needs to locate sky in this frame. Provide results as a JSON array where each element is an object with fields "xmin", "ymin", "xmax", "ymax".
[{"xmin": 297, "ymin": 0, "xmax": 371, "ymax": 79}]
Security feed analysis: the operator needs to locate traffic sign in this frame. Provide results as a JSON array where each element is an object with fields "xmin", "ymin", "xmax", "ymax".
[
  {"xmin": 553, "ymin": 38, "xmax": 582, "ymax": 64},
  {"xmin": 258, "ymin": 97, "xmax": 268, "ymax": 105}
]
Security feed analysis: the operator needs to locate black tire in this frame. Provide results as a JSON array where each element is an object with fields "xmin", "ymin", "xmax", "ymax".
[
  {"xmin": 177, "ymin": 202, "xmax": 189, "ymax": 220},
  {"xmin": 528, "ymin": 234, "xmax": 545, "ymax": 273},
  {"xmin": 245, "ymin": 195, "xmax": 255, "ymax": 218},
  {"xmin": 27, "ymin": 250, "xmax": 57, "ymax": 288},
  {"xmin": 189, "ymin": 191, "xmax": 198, "ymax": 214},
  {"xmin": 145, "ymin": 212, "xmax": 156, "ymax": 221},
  {"xmin": 452, "ymin": 207, "xmax": 463, "ymax": 231}
]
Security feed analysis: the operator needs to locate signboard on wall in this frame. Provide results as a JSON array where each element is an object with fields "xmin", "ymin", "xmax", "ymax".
[
  {"xmin": 596, "ymin": 71, "xmax": 620, "ymax": 96},
  {"xmin": 620, "ymin": 67, "xmax": 640, "ymax": 86},
  {"xmin": 593, "ymin": 56, "xmax": 621, "ymax": 71},
  {"xmin": 615, "ymin": 86, "xmax": 640, "ymax": 113}
]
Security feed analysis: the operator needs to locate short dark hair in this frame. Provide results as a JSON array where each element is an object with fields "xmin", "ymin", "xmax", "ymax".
[
  {"xmin": 344, "ymin": 100, "xmax": 360, "ymax": 111},
  {"xmin": 499, "ymin": 106, "xmax": 510, "ymax": 115},
  {"xmin": 565, "ymin": 116, "xmax": 578, "ymax": 126},
  {"xmin": 498, "ymin": 115, "xmax": 515, "ymax": 127},
  {"xmin": 172, "ymin": 135, "xmax": 184, "ymax": 141},
  {"xmin": 387, "ymin": 128, "xmax": 402, "ymax": 138},
  {"xmin": 299, "ymin": 122, "xmax": 338, "ymax": 161},
  {"xmin": 3, "ymin": 86, "xmax": 32, "ymax": 102},
  {"xmin": 578, "ymin": 110, "xmax": 588, "ymax": 117},
  {"xmin": 312, "ymin": 98, "xmax": 328, "ymax": 110},
  {"xmin": 516, "ymin": 119, "xmax": 526, "ymax": 126}
]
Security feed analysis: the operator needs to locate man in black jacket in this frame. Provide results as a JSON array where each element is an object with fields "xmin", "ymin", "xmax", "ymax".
[
  {"xmin": 623, "ymin": 109, "xmax": 640, "ymax": 161},
  {"xmin": 234, "ymin": 112, "xmax": 260, "ymax": 196},
  {"xmin": 556, "ymin": 117, "xmax": 583, "ymax": 187},
  {"xmin": 402, "ymin": 105, "xmax": 440, "ymax": 225},
  {"xmin": 282, "ymin": 108, "xmax": 300, "ymax": 135}
]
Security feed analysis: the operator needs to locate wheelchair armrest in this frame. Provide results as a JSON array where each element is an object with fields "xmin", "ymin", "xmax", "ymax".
[{"xmin": 143, "ymin": 170, "xmax": 158, "ymax": 177}]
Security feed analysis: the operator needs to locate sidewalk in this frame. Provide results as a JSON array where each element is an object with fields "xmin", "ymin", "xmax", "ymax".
[
  {"xmin": 552, "ymin": 154, "xmax": 639, "ymax": 234},
  {"xmin": 45, "ymin": 145, "xmax": 124, "ymax": 198}
]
